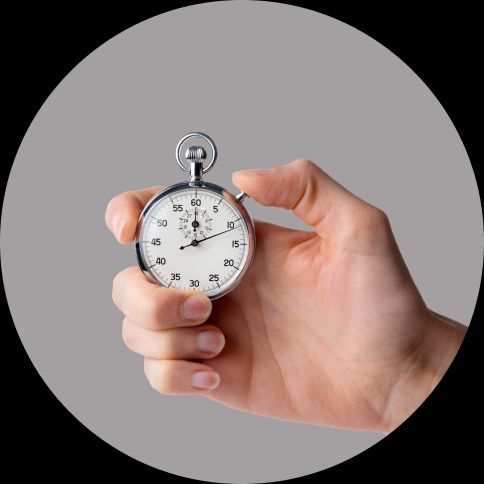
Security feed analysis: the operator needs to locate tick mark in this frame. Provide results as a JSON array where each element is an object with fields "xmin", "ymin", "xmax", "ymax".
[{"xmin": 168, "ymin": 281, "xmax": 173, "ymax": 288}]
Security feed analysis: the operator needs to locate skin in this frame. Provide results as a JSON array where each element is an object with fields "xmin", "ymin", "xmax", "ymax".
[{"xmin": 106, "ymin": 159, "xmax": 466, "ymax": 433}]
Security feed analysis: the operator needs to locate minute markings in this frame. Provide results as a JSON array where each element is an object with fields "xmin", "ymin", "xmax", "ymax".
[{"xmin": 141, "ymin": 188, "xmax": 249, "ymax": 295}]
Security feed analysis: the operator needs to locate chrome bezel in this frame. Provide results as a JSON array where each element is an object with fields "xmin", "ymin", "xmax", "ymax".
[{"xmin": 135, "ymin": 181, "xmax": 256, "ymax": 300}]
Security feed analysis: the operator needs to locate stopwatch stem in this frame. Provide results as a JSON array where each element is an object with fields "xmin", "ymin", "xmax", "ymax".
[{"xmin": 190, "ymin": 161, "xmax": 204, "ymax": 184}]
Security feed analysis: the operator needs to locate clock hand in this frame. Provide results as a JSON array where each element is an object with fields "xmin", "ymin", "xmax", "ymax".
[
  {"xmin": 192, "ymin": 207, "xmax": 199, "ymax": 230},
  {"xmin": 179, "ymin": 225, "xmax": 239, "ymax": 250}
]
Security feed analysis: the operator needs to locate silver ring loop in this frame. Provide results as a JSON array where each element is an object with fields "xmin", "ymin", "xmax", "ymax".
[{"xmin": 175, "ymin": 132, "xmax": 217, "ymax": 173}]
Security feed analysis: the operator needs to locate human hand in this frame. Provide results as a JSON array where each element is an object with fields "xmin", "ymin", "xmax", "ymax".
[{"xmin": 106, "ymin": 158, "xmax": 466, "ymax": 432}]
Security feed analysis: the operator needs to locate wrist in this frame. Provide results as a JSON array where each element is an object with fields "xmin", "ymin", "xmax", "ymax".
[{"xmin": 380, "ymin": 311, "xmax": 466, "ymax": 433}]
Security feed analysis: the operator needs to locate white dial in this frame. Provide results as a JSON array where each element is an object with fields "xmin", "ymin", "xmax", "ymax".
[{"xmin": 137, "ymin": 186, "xmax": 253, "ymax": 298}]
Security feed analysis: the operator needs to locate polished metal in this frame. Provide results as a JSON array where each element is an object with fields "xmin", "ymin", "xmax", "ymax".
[
  {"xmin": 235, "ymin": 191, "xmax": 248, "ymax": 203},
  {"xmin": 185, "ymin": 146, "xmax": 207, "ymax": 160},
  {"xmin": 189, "ymin": 161, "xmax": 204, "ymax": 184},
  {"xmin": 137, "ymin": 133, "xmax": 255, "ymax": 299},
  {"xmin": 175, "ymin": 132, "xmax": 217, "ymax": 174},
  {"xmin": 135, "ymin": 182, "xmax": 256, "ymax": 300},
  {"xmin": 185, "ymin": 145, "xmax": 207, "ymax": 184}
]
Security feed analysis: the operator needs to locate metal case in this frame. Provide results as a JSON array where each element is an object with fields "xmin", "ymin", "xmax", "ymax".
[{"xmin": 135, "ymin": 181, "xmax": 256, "ymax": 299}]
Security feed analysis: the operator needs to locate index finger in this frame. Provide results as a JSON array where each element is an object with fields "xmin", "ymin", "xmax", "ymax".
[{"xmin": 105, "ymin": 186, "xmax": 163, "ymax": 244}]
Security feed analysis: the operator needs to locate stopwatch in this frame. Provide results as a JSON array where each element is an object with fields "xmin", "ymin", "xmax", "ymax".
[{"xmin": 135, "ymin": 132, "xmax": 256, "ymax": 299}]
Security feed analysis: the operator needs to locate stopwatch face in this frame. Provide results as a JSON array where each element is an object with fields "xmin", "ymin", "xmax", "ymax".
[{"xmin": 136, "ymin": 182, "xmax": 255, "ymax": 299}]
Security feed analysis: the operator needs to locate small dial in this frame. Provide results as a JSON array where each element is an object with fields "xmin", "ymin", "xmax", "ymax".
[
  {"xmin": 137, "ymin": 186, "xmax": 252, "ymax": 298},
  {"xmin": 178, "ymin": 208, "xmax": 213, "ymax": 240}
]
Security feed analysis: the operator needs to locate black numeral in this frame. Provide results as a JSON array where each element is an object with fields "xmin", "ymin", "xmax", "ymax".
[
  {"xmin": 171, "ymin": 273, "xmax": 180, "ymax": 280},
  {"xmin": 157, "ymin": 219, "xmax": 168, "ymax": 227},
  {"xmin": 213, "ymin": 205, "xmax": 218, "ymax": 213},
  {"xmin": 189, "ymin": 279, "xmax": 200, "ymax": 287},
  {"xmin": 224, "ymin": 259, "xmax": 235, "ymax": 266},
  {"xmin": 227, "ymin": 221, "xmax": 235, "ymax": 229},
  {"xmin": 172, "ymin": 204, "xmax": 183, "ymax": 212},
  {"xmin": 156, "ymin": 257, "xmax": 166, "ymax": 265},
  {"xmin": 209, "ymin": 274, "xmax": 219, "ymax": 282},
  {"xmin": 151, "ymin": 238, "xmax": 161, "ymax": 245},
  {"xmin": 232, "ymin": 240, "xmax": 239, "ymax": 248},
  {"xmin": 191, "ymin": 199, "xmax": 202, "ymax": 206}
]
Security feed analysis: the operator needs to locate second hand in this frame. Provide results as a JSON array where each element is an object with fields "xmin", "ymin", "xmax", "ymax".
[{"xmin": 179, "ymin": 225, "xmax": 239, "ymax": 250}]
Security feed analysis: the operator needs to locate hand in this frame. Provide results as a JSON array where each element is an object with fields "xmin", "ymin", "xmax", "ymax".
[
  {"xmin": 193, "ymin": 207, "xmax": 198, "ymax": 231},
  {"xmin": 106, "ymin": 159, "xmax": 466, "ymax": 432}
]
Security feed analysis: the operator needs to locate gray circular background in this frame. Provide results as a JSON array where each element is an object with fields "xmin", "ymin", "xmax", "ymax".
[{"xmin": 1, "ymin": 2, "xmax": 482, "ymax": 482}]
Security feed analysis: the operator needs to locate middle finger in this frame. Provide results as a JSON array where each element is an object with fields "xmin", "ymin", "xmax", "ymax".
[{"xmin": 122, "ymin": 318, "xmax": 226, "ymax": 359}]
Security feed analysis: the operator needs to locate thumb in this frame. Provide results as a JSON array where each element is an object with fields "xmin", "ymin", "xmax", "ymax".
[{"xmin": 232, "ymin": 158, "xmax": 363, "ymax": 234}]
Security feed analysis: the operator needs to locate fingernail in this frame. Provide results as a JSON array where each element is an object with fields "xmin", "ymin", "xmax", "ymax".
[
  {"xmin": 192, "ymin": 370, "xmax": 220, "ymax": 390},
  {"xmin": 112, "ymin": 213, "xmax": 125, "ymax": 241},
  {"xmin": 233, "ymin": 168, "xmax": 272, "ymax": 178},
  {"xmin": 197, "ymin": 331, "xmax": 225, "ymax": 353},
  {"xmin": 182, "ymin": 295, "xmax": 211, "ymax": 321}
]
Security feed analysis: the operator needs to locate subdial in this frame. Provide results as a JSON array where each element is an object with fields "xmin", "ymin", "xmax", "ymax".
[{"xmin": 178, "ymin": 208, "xmax": 213, "ymax": 239}]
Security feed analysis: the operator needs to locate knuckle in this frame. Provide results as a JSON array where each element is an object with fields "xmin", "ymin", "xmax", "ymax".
[
  {"xmin": 347, "ymin": 204, "xmax": 390, "ymax": 233},
  {"xmin": 144, "ymin": 288, "xmax": 184, "ymax": 329},
  {"xmin": 144, "ymin": 358, "xmax": 158, "ymax": 388},
  {"xmin": 143, "ymin": 359, "xmax": 155, "ymax": 387},
  {"xmin": 143, "ymin": 358, "xmax": 151, "ymax": 378},
  {"xmin": 145, "ymin": 360, "xmax": 177, "ymax": 394},
  {"xmin": 113, "ymin": 267, "xmax": 142, "ymax": 311},
  {"xmin": 121, "ymin": 319, "xmax": 135, "ymax": 350},
  {"xmin": 362, "ymin": 206, "xmax": 389, "ymax": 230},
  {"xmin": 105, "ymin": 193, "xmax": 125, "ymax": 223},
  {"xmin": 373, "ymin": 207, "xmax": 390, "ymax": 227},
  {"xmin": 111, "ymin": 271, "xmax": 123, "ymax": 306},
  {"xmin": 105, "ymin": 196, "xmax": 117, "ymax": 220},
  {"xmin": 108, "ymin": 192, "xmax": 126, "ymax": 209},
  {"xmin": 143, "ymin": 291, "xmax": 165, "ymax": 327},
  {"xmin": 162, "ymin": 331, "xmax": 183, "ymax": 357},
  {"xmin": 292, "ymin": 157, "xmax": 316, "ymax": 173},
  {"xmin": 111, "ymin": 267, "xmax": 132, "ymax": 307},
  {"xmin": 287, "ymin": 158, "xmax": 322, "ymax": 214}
]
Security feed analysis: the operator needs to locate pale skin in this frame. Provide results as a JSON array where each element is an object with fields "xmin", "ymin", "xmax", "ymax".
[{"xmin": 106, "ymin": 159, "xmax": 466, "ymax": 433}]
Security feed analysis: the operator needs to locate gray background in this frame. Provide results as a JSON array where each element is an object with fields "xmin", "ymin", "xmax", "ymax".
[{"xmin": 1, "ymin": 2, "xmax": 482, "ymax": 482}]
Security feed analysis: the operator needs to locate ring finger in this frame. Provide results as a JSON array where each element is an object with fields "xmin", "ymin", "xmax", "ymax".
[{"xmin": 122, "ymin": 318, "xmax": 225, "ymax": 360}]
